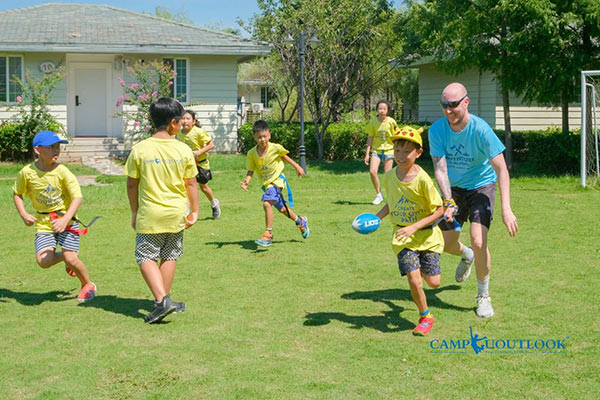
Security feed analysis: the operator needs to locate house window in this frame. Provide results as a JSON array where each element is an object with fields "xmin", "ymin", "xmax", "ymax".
[
  {"xmin": 0, "ymin": 56, "xmax": 23, "ymax": 102},
  {"xmin": 260, "ymin": 86, "xmax": 273, "ymax": 108},
  {"xmin": 163, "ymin": 58, "xmax": 188, "ymax": 103}
]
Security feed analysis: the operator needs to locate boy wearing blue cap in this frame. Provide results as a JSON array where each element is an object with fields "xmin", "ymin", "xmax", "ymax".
[{"xmin": 13, "ymin": 130, "xmax": 96, "ymax": 302}]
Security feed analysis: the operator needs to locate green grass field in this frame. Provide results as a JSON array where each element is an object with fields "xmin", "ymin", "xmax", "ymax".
[{"xmin": 1, "ymin": 155, "xmax": 598, "ymax": 399}]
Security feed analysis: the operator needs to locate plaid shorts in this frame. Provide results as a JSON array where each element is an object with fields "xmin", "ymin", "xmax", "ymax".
[
  {"xmin": 135, "ymin": 231, "xmax": 184, "ymax": 264},
  {"xmin": 397, "ymin": 249, "xmax": 441, "ymax": 277},
  {"xmin": 35, "ymin": 225, "xmax": 80, "ymax": 254}
]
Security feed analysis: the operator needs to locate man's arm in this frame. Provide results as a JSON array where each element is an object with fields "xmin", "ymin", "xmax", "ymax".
[
  {"xmin": 490, "ymin": 153, "xmax": 518, "ymax": 237},
  {"xmin": 431, "ymin": 155, "xmax": 456, "ymax": 221}
]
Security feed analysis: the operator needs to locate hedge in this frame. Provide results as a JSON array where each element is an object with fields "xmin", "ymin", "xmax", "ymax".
[{"xmin": 239, "ymin": 122, "xmax": 580, "ymax": 174}]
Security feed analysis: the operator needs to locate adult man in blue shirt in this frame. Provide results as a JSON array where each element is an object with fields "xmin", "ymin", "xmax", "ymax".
[{"xmin": 429, "ymin": 82, "xmax": 518, "ymax": 318}]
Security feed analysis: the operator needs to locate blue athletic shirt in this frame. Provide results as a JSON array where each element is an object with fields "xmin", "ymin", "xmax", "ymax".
[{"xmin": 429, "ymin": 114, "xmax": 505, "ymax": 190}]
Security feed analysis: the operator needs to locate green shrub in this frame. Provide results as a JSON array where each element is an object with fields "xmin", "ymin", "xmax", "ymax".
[
  {"xmin": 239, "ymin": 121, "xmax": 426, "ymax": 160},
  {"xmin": 0, "ymin": 119, "xmax": 62, "ymax": 161},
  {"xmin": 494, "ymin": 129, "xmax": 580, "ymax": 174}
]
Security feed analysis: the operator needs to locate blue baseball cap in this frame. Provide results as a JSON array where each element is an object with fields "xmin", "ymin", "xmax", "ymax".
[{"xmin": 33, "ymin": 130, "xmax": 69, "ymax": 147}]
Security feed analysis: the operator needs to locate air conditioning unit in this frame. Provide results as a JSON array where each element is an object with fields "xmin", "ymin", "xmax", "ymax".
[{"xmin": 251, "ymin": 103, "xmax": 264, "ymax": 113}]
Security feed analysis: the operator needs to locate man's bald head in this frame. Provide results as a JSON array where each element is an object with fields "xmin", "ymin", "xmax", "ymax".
[{"xmin": 442, "ymin": 82, "xmax": 467, "ymax": 102}]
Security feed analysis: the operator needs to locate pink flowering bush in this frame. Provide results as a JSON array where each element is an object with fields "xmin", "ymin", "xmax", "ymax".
[
  {"xmin": 115, "ymin": 60, "xmax": 175, "ymax": 139},
  {"xmin": 1, "ymin": 67, "xmax": 65, "ymax": 160}
]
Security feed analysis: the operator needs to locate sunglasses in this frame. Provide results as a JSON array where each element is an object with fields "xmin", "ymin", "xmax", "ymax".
[{"xmin": 440, "ymin": 94, "xmax": 467, "ymax": 109}]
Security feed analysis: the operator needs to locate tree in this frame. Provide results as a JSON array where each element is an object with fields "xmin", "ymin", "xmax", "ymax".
[
  {"xmin": 246, "ymin": 0, "xmax": 400, "ymax": 159},
  {"xmin": 153, "ymin": 6, "xmax": 194, "ymax": 25},
  {"xmin": 509, "ymin": 0, "xmax": 600, "ymax": 134},
  {"xmin": 405, "ymin": 0, "xmax": 557, "ymax": 168}
]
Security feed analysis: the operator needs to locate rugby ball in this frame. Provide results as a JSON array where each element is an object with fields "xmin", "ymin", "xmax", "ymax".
[{"xmin": 352, "ymin": 213, "xmax": 381, "ymax": 235}]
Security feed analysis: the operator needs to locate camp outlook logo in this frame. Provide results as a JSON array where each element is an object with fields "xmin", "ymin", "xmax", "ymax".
[{"xmin": 429, "ymin": 327, "xmax": 569, "ymax": 354}]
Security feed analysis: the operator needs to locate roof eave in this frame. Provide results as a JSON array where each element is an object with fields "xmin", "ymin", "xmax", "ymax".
[{"xmin": 0, "ymin": 43, "xmax": 271, "ymax": 56}]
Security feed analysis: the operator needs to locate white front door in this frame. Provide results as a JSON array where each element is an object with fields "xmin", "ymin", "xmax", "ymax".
[{"xmin": 72, "ymin": 64, "xmax": 111, "ymax": 136}]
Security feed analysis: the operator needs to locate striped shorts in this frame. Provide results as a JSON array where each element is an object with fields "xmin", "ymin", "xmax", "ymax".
[
  {"xmin": 135, "ymin": 231, "xmax": 184, "ymax": 265},
  {"xmin": 35, "ymin": 225, "xmax": 81, "ymax": 254}
]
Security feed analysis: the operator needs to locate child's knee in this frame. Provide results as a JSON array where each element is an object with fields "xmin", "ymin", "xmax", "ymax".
[
  {"xmin": 425, "ymin": 275, "xmax": 441, "ymax": 289},
  {"xmin": 36, "ymin": 250, "xmax": 55, "ymax": 268}
]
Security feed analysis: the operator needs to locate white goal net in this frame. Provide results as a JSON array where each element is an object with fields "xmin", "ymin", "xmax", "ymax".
[{"xmin": 581, "ymin": 71, "xmax": 600, "ymax": 187}]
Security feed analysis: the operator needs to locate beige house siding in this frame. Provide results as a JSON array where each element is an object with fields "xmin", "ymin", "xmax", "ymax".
[
  {"xmin": 1, "ymin": 52, "xmax": 242, "ymax": 151},
  {"xmin": 418, "ymin": 65, "xmax": 497, "ymax": 126},
  {"xmin": 494, "ymin": 85, "xmax": 582, "ymax": 130},
  {"xmin": 417, "ymin": 62, "xmax": 582, "ymax": 131}
]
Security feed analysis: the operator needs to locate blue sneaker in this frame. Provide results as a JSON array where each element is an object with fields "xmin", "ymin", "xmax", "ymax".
[
  {"xmin": 298, "ymin": 216, "xmax": 310, "ymax": 239},
  {"xmin": 255, "ymin": 231, "xmax": 273, "ymax": 247}
]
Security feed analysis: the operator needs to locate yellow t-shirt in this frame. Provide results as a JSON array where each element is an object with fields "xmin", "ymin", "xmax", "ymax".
[
  {"xmin": 124, "ymin": 137, "xmax": 198, "ymax": 234},
  {"xmin": 366, "ymin": 116, "xmax": 398, "ymax": 155},
  {"xmin": 13, "ymin": 163, "xmax": 82, "ymax": 233},
  {"xmin": 382, "ymin": 166, "xmax": 444, "ymax": 255},
  {"xmin": 176, "ymin": 126, "xmax": 212, "ymax": 170},
  {"xmin": 246, "ymin": 142, "xmax": 289, "ymax": 188}
]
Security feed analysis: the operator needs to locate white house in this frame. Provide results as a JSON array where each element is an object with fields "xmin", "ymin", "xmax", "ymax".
[
  {"xmin": 413, "ymin": 59, "xmax": 581, "ymax": 131},
  {"xmin": 0, "ymin": 4, "xmax": 269, "ymax": 157}
]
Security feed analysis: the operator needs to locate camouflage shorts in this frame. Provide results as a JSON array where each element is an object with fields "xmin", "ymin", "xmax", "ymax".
[{"xmin": 397, "ymin": 249, "xmax": 441, "ymax": 277}]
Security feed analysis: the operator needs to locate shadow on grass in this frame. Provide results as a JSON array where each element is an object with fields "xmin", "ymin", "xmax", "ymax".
[
  {"xmin": 304, "ymin": 285, "xmax": 471, "ymax": 333},
  {"xmin": 78, "ymin": 294, "xmax": 153, "ymax": 319},
  {"xmin": 332, "ymin": 200, "xmax": 373, "ymax": 206},
  {"xmin": 206, "ymin": 239, "xmax": 302, "ymax": 252},
  {"xmin": 0, "ymin": 288, "xmax": 75, "ymax": 305}
]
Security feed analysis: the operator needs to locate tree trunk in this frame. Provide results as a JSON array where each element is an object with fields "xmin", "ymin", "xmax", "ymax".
[
  {"xmin": 561, "ymin": 90, "xmax": 569, "ymax": 135},
  {"xmin": 501, "ymin": 88, "xmax": 513, "ymax": 170},
  {"xmin": 363, "ymin": 95, "xmax": 370, "ymax": 120}
]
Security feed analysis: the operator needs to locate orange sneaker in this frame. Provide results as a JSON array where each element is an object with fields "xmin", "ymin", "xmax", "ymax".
[
  {"xmin": 255, "ymin": 231, "xmax": 273, "ymax": 247},
  {"xmin": 65, "ymin": 266, "xmax": 77, "ymax": 277},
  {"xmin": 413, "ymin": 315, "xmax": 434, "ymax": 336},
  {"xmin": 77, "ymin": 282, "xmax": 96, "ymax": 302}
]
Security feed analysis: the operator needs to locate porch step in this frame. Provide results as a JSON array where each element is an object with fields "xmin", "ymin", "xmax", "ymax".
[{"xmin": 59, "ymin": 137, "xmax": 131, "ymax": 163}]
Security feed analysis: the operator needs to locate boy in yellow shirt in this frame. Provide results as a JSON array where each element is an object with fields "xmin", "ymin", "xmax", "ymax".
[
  {"xmin": 13, "ymin": 130, "xmax": 96, "ymax": 302},
  {"xmin": 125, "ymin": 98, "xmax": 199, "ymax": 324},
  {"xmin": 375, "ymin": 126, "xmax": 444, "ymax": 336},
  {"xmin": 240, "ymin": 120, "xmax": 309, "ymax": 247}
]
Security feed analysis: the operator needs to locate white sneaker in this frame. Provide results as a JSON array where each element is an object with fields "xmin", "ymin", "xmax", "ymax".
[
  {"xmin": 455, "ymin": 247, "xmax": 474, "ymax": 282},
  {"xmin": 372, "ymin": 192, "xmax": 384, "ymax": 205},
  {"xmin": 476, "ymin": 295, "xmax": 494, "ymax": 318}
]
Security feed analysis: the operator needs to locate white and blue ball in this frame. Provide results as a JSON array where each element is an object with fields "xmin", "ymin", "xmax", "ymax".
[{"xmin": 352, "ymin": 213, "xmax": 381, "ymax": 235}]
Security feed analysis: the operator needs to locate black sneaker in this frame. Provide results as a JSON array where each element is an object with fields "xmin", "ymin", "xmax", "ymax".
[
  {"xmin": 211, "ymin": 199, "xmax": 221, "ymax": 219},
  {"xmin": 174, "ymin": 301, "xmax": 186, "ymax": 313},
  {"xmin": 145, "ymin": 295, "xmax": 177, "ymax": 324}
]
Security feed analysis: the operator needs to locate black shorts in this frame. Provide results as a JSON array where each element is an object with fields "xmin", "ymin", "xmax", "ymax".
[
  {"xmin": 439, "ymin": 183, "xmax": 496, "ymax": 230},
  {"xmin": 196, "ymin": 167, "xmax": 212, "ymax": 184}
]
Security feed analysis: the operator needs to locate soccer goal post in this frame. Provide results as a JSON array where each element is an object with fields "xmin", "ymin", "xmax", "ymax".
[{"xmin": 581, "ymin": 71, "xmax": 600, "ymax": 187}]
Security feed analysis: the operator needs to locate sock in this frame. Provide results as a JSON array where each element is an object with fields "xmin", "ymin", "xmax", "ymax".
[
  {"xmin": 461, "ymin": 246, "xmax": 474, "ymax": 260},
  {"xmin": 295, "ymin": 216, "xmax": 302, "ymax": 225},
  {"xmin": 477, "ymin": 278, "xmax": 490, "ymax": 297},
  {"xmin": 419, "ymin": 309, "xmax": 432, "ymax": 319},
  {"xmin": 211, "ymin": 199, "xmax": 218, "ymax": 207},
  {"xmin": 266, "ymin": 228, "xmax": 273, "ymax": 234}
]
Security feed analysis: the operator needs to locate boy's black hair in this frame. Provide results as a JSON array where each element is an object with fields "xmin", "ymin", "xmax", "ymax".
[
  {"xmin": 150, "ymin": 97, "xmax": 184, "ymax": 130},
  {"xmin": 394, "ymin": 138, "xmax": 422, "ymax": 150},
  {"xmin": 252, "ymin": 120, "xmax": 270, "ymax": 135}
]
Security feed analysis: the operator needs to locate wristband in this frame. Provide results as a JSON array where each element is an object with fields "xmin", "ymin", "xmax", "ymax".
[{"xmin": 443, "ymin": 199, "xmax": 456, "ymax": 210}]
